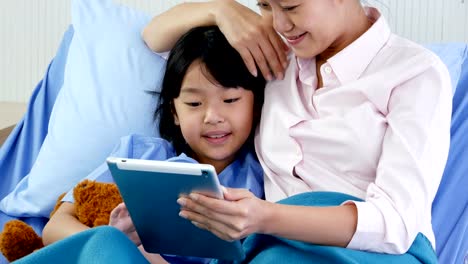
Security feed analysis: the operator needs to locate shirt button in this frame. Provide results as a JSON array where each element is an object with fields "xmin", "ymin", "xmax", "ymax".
[{"xmin": 324, "ymin": 66, "xmax": 332, "ymax": 74}]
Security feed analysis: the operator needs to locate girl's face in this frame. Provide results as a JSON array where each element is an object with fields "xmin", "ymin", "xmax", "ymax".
[
  {"xmin": 173, "ymin": 61, "xmax": 255, "ymax": 173},
  {"xmin": 258, "ymin": 0, "xmax": 364, "ymax": 60}
]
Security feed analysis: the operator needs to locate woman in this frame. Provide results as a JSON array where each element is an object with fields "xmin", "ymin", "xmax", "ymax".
[{"xmin": 140, "ymin": 0, "xmax": 451, "ymax": 262}]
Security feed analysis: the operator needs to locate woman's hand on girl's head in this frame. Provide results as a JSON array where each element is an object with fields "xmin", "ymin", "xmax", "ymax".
[
  {"xmin": 213, "ymin": 0, "xmax": 289, "ymax": 81},
  {"xmin": 177, "ymin": 187, "xmax": 270, "ymax": 241},
  {"xmin": 109, "ymin": 202, "xmax": 141, "ymax": 246}
]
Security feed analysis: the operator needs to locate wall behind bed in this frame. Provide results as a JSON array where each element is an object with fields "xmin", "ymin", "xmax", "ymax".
[{"xmin": 0, "ymin": 0, "xmax": 467, "ymax": 104}]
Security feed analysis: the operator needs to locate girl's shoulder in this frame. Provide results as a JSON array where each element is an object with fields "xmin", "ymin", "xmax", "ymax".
[{"xmin": 110, "ymin": 134, "xmax": 177, "ymax": 161}]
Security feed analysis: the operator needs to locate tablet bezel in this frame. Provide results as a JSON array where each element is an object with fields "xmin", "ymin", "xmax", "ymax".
[{"xmin": 106, "ymin": 157, "xmax": 244, "ymax": 261}]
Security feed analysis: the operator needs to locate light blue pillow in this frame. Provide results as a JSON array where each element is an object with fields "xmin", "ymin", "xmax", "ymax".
[
  {"xmin": 432, "ymin": 47, "xmax": 468, "ymax": 264},
  {"xmin": 425, "ymin": 43, "xmax": 468, "ymax": 94},
  {"xmin": 0, "ymin": 0, "xmax": 165, "ymax": 217}
]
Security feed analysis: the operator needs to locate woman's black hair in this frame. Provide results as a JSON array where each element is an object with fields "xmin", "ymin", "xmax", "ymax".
[{"xmin": 155, "ymin": 26, "xmax": 266, "ymax": 154}]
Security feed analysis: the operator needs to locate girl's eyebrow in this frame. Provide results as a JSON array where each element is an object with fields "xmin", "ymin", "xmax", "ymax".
[{"xmin": 179, "ymin": 87, "xmax": 203, "ymax": 94}]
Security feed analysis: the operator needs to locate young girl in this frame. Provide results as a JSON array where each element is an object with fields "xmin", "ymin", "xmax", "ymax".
[
  {"xmin": 142, "ymin": 0, "xmax": 452, "ymax": 263},
  {"xmin": 41, "ymin": 26, "xmax": 266, "ymax": 264}
]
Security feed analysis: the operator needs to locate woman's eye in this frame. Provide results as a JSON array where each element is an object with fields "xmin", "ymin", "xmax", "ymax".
[
  {"xmin": 185, "ymin": 102, "xmax": 201, "ymax": 107},
  {"xmin": 224, "ymin": 98, "xmax": 240, "ymax": 104},
  {"xmin": 282, "ymin": 5, "xmax": 298, "ymax": 11},
  {"xmin": 256, "ymin": 2, "xmax": 271, "ymax": 10}
]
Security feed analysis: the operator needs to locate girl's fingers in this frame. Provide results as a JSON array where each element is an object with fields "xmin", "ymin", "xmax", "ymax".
[{"xmin": 109, "ymin": 203, "xmax": 125, "ymax": 220}]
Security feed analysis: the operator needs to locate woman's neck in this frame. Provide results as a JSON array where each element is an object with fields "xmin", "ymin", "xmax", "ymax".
[
  {"xmin": 320, "ymin": 8, "xmax": 372, "ymax": 62},
  {"xmin": 315, "ymin": 7, "xmax": 372, "ymax": 88}
]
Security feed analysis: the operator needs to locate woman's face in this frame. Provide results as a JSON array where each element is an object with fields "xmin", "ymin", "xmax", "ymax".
[
  {"xmin": 258, "ymin": 0, "xmax": 361, "ymax": 60},
  {"xmin": 172, "ymin": 60, "xmax": 255, "ymax": 173}
]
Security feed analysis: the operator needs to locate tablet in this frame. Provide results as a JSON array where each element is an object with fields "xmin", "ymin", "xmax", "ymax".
[{"xmin": 106, "ymin": 157, "xmax": 244, "ymax": 261}]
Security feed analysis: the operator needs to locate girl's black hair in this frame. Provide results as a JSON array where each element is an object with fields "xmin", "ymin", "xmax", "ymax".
[{"xmin": 155, "ymin": 26, "xmax": 266, "ymax": 154}]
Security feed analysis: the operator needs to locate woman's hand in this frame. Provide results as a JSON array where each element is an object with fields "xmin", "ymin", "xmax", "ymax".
[
  {"xmin": 109, "ymin": 202, "xmax": 141, "ymax": 246},
  {"xmin": 177, "ymin": 187, "xmax": 270, "ymax": 241},
  {"xmin": 213, "ymin": 0, "xmax": 289, "ymax": 81}
]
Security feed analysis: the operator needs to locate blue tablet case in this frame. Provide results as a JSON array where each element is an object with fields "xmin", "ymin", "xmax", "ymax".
[{"xmin": 107, "ymin": 158, "xmax": 244, "ymax": 261}]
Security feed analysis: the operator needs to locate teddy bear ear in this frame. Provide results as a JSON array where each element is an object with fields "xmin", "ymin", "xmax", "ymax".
[
  {"xmin": 77, "ymin": 179, "xmax": 92, "ymax": 189},
  {"xmin": 73, "ymin": 179, "xmax": 95, "ymax": 203}
]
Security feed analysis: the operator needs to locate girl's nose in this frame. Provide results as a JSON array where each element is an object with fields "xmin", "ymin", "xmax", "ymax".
[{"xmin": 204, "ymin": 107, "xmax": 224, "ymax": 124}]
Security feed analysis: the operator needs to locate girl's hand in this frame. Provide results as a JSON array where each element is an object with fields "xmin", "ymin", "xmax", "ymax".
[
  {"xmin": 109, "ymin": 202, "xmax": 141, "ymax": 246},
  {"xmin": 213, "ymin": 0, "xmax": 289, "ymax": 81},
  {"xmin": 177, "ymin": 187, "xmax": 270, "ymax": 241}
]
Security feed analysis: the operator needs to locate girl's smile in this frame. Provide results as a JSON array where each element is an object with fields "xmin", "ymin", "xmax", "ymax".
[{"xmin": 202, "ymin": 131, "xmax": 232, "ymax": 145}]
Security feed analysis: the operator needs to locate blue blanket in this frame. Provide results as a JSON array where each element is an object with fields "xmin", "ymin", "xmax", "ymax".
[
  {"xmin": 13, "ymin": 192, "xmax": 437, "ymax": 264},
  {"xmin": 13, "ymin": 226, "xmax": 149, "ymax": 264},
  {"xmin": 236, "ymin": 192, "xmax": 438, "ymax": 264}
]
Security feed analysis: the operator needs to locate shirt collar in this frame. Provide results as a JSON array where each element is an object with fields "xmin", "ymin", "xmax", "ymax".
[
  {"xmin": 296, "ymin": 56, "xmax": 316, "ymax": 86},
  {"xmin": 296, "ymin": 7, "xmax": 391, "ymax": 84}
]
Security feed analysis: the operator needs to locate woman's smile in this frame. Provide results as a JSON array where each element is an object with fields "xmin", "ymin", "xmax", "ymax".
[{"xmin": 285, "ymin": 32, "xmax": 307, "ymax": 46}]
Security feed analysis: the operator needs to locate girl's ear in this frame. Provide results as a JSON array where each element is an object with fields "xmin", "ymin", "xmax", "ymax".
[
  {"xmin": 173, "ymin": 113, "xmax": 180, "ymax": 125},
  {"xmin": 171, "ymin": 101, "xmax": 180, "ymax": 125}
]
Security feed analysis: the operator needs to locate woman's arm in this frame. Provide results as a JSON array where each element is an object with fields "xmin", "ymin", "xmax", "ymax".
[
  {"xmin": 178, "ymin": 188, "xmax": 358, "ymax": 247},
  {"xmin": 142, "ymin": 0, "xmax": 288, "ymax": 81},
  {"xmin": 142, "ymin": 2, "xmax": 216, "ymax": 53},
  {"xmin": 42, "ymin": 202, "xmax": 89, "ymax": 245}
]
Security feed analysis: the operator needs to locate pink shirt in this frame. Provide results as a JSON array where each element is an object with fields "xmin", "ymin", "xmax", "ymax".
[{"xmin": 255, "ymin": 8, "xmax": 452, "ymax": 254}]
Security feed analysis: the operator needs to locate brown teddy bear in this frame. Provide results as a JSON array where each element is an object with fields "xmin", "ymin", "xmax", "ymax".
[{"xmin": 0, "ymin": 179, "xmax": 123, "ymax": 262}]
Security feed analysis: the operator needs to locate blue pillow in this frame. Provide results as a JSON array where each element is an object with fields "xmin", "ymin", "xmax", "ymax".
[
  {"xmin": 0, "ymin": 0, "xmax": 165, "ymax": 217},
  {"xmin": 432, "ymin": 49, "xmax": 468, "ymax": 264},
  {"xmin": 425, "ymin": 43, "xmax": 468, "ymax": 94},
  {"xmin": 0, "ymin": 26, "xmax": 73, "ymax": 200}
]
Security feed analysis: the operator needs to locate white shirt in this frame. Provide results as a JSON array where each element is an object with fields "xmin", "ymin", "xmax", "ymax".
[{"xmin": 255, "ymin": 8, "xmax": 452, "ymax": 254}]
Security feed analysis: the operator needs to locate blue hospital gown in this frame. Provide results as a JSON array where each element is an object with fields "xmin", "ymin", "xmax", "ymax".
[{"xmin": 62, "ymin": 134, "xmax": 264, "ymax": 264}]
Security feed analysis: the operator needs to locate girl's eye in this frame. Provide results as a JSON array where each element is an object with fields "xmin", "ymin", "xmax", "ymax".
[
  {"xmin": 224, "ymin": 98, "xmax": 240, "ymax": 104},
  {"xmin": 185, "ymin": 102, "xmax": 201, "ymax": 107}
]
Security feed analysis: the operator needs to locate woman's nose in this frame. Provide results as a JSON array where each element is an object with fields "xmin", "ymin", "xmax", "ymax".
[{"xmin": 272, "ymin": 9, "xmax": 294, "ymax": 33}]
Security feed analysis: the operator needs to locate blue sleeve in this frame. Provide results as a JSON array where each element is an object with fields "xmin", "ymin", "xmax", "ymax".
[
  {"xmin": 62, "ymin": 134, "xmax": 177, "ymax": 203},
  {"xmin": 218, "ymin": 149, "xmax": 264, "ymax": 199}
]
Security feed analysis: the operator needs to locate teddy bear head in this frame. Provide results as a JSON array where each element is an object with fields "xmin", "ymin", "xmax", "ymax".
[{"xmin": 73, "ymin": 179, "xmax": 123, "ymax": 227}]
